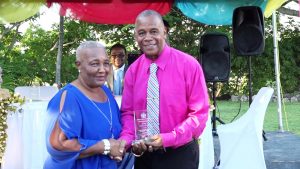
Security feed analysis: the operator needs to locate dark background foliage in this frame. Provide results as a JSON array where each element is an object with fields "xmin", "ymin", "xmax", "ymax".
[{"xmin": 0, "ymin": 7, "xmax": 299, "ymax": 97}]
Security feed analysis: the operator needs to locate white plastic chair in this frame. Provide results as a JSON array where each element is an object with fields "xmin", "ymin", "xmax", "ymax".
[
  {"xmin": 15, "ymin": 86, "xmax": 58, "ymax": 101},
  {"xmin": 217, "ymin": 87, "xmax": 274, "ymax": 169}
]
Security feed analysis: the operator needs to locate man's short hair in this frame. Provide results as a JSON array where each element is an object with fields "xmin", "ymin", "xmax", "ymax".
[
  {"xmin": 135, "ymin": 10, "xmax": 164, "ymax": 32},
  {"xmin": 76, "ymin": 41, "xmax": 105, "ymax": 61},
  {"xmin": 110, "ymin": 43, "xmax": 127, "ymax": 54},
  {"xmin": 136, "ymin": 10, "xmax": 163, "ymax": 21}
]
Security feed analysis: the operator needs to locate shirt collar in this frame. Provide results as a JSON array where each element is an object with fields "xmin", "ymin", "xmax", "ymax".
[
  {"xmin": 144, "ymin": 44, "xmax": 171, "ymax": 71},
  {"xmin": 113, "ymin": 64, "xmax": 125, "ymax": 71}
]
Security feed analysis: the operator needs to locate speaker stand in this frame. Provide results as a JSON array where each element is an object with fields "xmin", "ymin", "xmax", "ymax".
[
  {"xmin": 211, "ymin": 82, "xmax": 225, "ymax": 136},
  {"xmin": 248, "ymin": 56, "xmax": 267, "ymax": 141},
  {"xmin": 248, "ymin": 56, "xmax": 253, "ymax": 106}
]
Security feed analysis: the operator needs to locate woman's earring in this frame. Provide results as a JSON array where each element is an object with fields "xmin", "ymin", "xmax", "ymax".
[{"xmin": 78, "ymin": 70, "xmax": 81, "ymax": 73}]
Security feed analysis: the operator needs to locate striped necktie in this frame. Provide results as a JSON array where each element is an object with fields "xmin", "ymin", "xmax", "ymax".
[{"xmin": 147, "ymin": 63, "xmax": 160, "ymax": 136}]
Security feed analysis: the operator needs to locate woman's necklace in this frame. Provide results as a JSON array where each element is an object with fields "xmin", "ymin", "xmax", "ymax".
[
  {"xmin": 88, "ymin": 96, "xmax": 114, "ymax": 139},
  {"xmin": 77, "ymin": 79, "xmax": 114, "ymax": 138}
]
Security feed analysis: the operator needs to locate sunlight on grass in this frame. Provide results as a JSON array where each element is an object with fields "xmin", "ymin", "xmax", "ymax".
[{"xmin": 213, "ymin": 101, "xmax": 300, "ymax": 136}]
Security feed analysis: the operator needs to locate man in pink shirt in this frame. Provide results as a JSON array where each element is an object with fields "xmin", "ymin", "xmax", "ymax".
[{"xmin": 119, "ymin": 9, "xmax": 210, "ymax": 169}]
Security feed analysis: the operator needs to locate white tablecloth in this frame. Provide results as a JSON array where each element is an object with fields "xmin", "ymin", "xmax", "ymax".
[
  {"xmin": 199, "ymin": 112, "xmax": 215, "ymax": 169},
  {"xmin": 2, "ymin": 101, "xmax": 49, "ymax": 169}
]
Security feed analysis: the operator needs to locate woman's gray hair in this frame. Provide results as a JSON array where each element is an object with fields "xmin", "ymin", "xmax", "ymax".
[{"xmin": 76, "ymin": 41, "xmax": 106, "ymax": 61}]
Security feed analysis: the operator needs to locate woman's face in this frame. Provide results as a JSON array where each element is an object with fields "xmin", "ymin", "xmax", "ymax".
[{"xmin": 77, "ymin": 47, "xmax": 110, "ymax": 88}]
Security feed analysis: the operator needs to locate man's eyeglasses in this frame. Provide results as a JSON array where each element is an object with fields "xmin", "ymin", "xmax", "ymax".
[{"xmin": 111, "ymin": 54, "xmax": 125, "ymax": 58}]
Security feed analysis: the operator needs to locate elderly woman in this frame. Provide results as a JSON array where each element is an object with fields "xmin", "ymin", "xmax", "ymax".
[{"xmin": 44, "ymin": 41, "xmax": 125, "ymax": 169}]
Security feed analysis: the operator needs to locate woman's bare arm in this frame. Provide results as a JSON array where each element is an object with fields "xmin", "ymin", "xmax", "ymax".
[{"xmin": 49, "ymin": 121, "xmax": 124, "ymax": 159}]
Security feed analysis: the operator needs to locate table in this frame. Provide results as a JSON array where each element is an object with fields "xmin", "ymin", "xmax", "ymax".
[
  {"xmin": 2, "ymin": 101, "xmax": 49, "ymax": 169},
  {"xmin": 199, "ymin": 112, "xmax": 215, "ymax": 169}
]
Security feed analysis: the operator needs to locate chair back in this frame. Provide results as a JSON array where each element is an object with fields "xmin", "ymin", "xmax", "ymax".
[
  {"xmin": 217, "ymin": 87, "xmax": 274, "ymax": 169},
  {"xmin": 15, "ymin": 86, "xmax": 59, "ymax": 101}
]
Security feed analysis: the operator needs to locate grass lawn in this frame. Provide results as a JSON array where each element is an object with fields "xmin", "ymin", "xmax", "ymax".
[{"xmin": 213, "ymin": 101, "xmax": 300, "ymax": 136}]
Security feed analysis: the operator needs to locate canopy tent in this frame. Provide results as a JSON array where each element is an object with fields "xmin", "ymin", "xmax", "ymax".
[
  {"xmin": 0, "ymin": 0, "xmax": 44, "ymax": 24},
  {"xmin": 176, "ymin": 0, "xmax": 268, "ymax": 25},
  {"xmin": 0, "ymin": 0, "xmax": 291, "ymax": 24},
  {"xmin": 52, "ymin": 1, "xmax": 173, "ymax": 24},
  {"xmin": 0, "ymin": 0, "xmax": 174, "ymax": 24},
  {"xmin": 0, "ymin": 0, "xmax": 296, "ymax": 131}
]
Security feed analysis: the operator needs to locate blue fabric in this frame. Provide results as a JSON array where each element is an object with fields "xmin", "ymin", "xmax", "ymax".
[
  {"xmin": 175, "ymin": 0, "xmax": 267, "ymax": 25},
  {"xmin": 117, "ymin": 153, "xmax": 135, "ymax": 169},
  {"xmin": 44, "ymin": 84, "xmax": 122, "ymax": 169},
  {"xmin": 113, "ymin": 69, "xmax": 122, "ymax": 95}
]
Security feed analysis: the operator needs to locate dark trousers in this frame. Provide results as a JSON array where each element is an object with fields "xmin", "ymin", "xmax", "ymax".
[{"xmin": 134, "ymin": 139, "xmax": 199, "ymax": 169}]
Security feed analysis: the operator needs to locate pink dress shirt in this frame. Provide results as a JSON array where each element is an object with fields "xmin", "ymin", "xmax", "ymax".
[{"xmin": 120, "ymin": 45, "xmax": 210, "ymax": 148}]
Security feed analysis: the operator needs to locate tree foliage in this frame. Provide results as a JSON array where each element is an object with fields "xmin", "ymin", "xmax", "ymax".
[{"xmin": 0, "ymin": 7, "xmax": 299, "ymax": 96}]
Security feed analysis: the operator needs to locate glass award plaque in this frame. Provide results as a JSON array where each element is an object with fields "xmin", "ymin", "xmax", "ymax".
[{"xmin": 133, "ymin": 110, "xmax": 148, "ymax": 142}]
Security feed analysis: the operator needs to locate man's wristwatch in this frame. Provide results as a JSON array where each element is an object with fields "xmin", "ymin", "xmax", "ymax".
[{"xmin": 102, "ymin": 139, "xmax": 111, "ymax": 155}]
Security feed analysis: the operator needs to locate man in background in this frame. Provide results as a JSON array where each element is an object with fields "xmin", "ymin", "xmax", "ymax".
[
  {"xmin": 107, "ymin": 43, "xmax": 128, "ymax": 95},
  {"xmin": 106, "ymin": 44, "xmax": 135, "ymax": 169}
]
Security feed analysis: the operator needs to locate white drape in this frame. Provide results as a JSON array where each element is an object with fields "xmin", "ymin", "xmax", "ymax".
[
  {"xmin": 199, "ymin": 112, "xmax": 215, "ymax": 169},
  {"xmin": 2, "ymin": 101, "xmax": 49, "ymax": 169},
  {"xmin": 217, "ymin": 87, "xmax": 274, "ymax": 169}
]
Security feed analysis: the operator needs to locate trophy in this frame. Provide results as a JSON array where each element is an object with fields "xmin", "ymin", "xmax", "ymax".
[{"xmin": 133, "ymin": 110, "xmax": 148, "ymax": 143}]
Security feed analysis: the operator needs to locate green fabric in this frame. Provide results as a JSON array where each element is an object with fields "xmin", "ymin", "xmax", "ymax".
[{"xmin": 0, "ymin": 0, "xmax": 44, "ymax": 24}]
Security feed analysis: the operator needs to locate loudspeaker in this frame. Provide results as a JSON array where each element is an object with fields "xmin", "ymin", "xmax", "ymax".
[
  {"xmin": 232, "ymin": 6, "xmax": 265, "ymax": 56},
  {"xmin": 200, "ymin": 33, "xmax": 230, "ymax": 82}
]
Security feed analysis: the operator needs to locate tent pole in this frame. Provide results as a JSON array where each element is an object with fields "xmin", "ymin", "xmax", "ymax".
[
  {"xmin": 55, "ymin": 16, "xmax": 64, "ymax": 89},
  {"xmin": 272, "ymin": 11, "xmax": 284, "ymax": 132}
]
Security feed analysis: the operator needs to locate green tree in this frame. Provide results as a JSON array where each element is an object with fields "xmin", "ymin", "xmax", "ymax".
[{"xmin": 1, "ymin": 7, "xmax": 299, "ymax": 95}]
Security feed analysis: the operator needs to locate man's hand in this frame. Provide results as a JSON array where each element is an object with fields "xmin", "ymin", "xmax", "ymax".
[
  {"xmin": 145, "ymin": 134, "xmax": 163, "ymax": 151},
  {"xmin": 109, "ymin": 139, "xmax": 126, "ymax": 162},
  {"xmin": 131, "ymin": 140, "xmax": 147, "ymax": 156},
  {"xmin": 114, "ymin": 139, "xmax": 126, "ymax": 161}
]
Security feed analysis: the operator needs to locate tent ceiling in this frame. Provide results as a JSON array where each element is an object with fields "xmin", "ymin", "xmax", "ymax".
[{"xmin": 0, "ymin": 0, "xmax": 294, "ymax": 25}]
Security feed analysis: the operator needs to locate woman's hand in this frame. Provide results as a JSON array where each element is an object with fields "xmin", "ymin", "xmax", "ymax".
[{"xmin": 109, "ymin": 139, "xmax": 126, "ymax": 161}]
